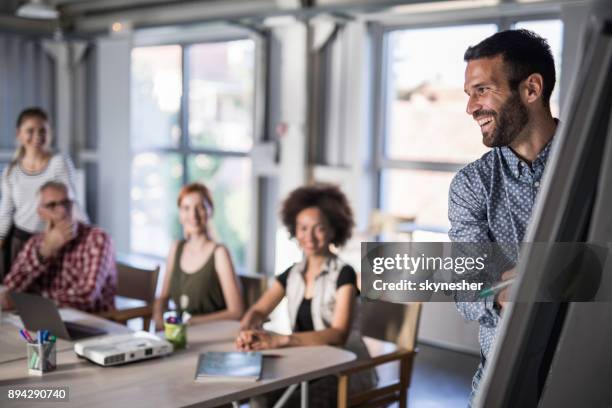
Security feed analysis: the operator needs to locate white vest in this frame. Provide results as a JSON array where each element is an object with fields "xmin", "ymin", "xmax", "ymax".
[{"xmin": 284, "ymin": 256, "xmax": 377, "ymax": 391}]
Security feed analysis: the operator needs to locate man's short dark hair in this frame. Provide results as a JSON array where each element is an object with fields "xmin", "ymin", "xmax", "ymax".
[{"xmin": 464, "ymin": 29, "xmax": 556, "ymax": 108}]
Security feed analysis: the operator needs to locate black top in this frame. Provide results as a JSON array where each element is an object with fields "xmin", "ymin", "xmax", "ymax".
[
  {"xmin": 296, "ymin": 298, "xmax": 314, "ymax": 332},
  {"xmin": 276, "ymin": 264, "xmax": 358, "ymax": 291},
  {"xmin": 276, "ymin": 264, "xmax": 358, "ymax": 332}
]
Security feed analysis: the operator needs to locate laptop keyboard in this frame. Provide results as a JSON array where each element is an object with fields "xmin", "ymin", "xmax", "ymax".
[{"xmin": 65, "ymin": 321, "xmax": 106, "ymax": 340}]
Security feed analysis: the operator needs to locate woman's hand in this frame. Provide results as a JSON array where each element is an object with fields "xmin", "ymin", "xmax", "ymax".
[
  {"xmin": 235, "ymin": 329, "xmax": 288, "ymax": 351},
  {"xmin": 152, "ymin": 301, "xmax": 165, "ymax": 331},
  {"xmin": 153, "ymin": 313, "xmax": 164, "ymax": 332},
  {"xmin": 239, "ymin": 310, "xmax": 263, "ymax": 330}
]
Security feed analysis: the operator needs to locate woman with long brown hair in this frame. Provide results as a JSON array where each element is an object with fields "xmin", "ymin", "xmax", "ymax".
[
  {"xmin": 153, "ymin": 182, "xmax": 244, "ymax": 328},
  {"xmin": 0, "ymin": 107, "xmax": 86, "ymax": 277}
]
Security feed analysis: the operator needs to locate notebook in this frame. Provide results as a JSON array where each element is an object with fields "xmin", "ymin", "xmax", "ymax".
[{"xmin": 194, "ymin": 351, "xmax": 262, "ymax": 382}]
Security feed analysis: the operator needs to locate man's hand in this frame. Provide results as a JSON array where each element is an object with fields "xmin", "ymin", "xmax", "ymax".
[
  {"xmin": 39, "ymin": 220, "xmax": 76, "ymax": 259},
  {"xmin": 0, "ymin": 286, "xmax": 14, "ymax": 310},
  {"xmin": 497, "ymin": 268, "xmax": 517, "ymax": 310}
]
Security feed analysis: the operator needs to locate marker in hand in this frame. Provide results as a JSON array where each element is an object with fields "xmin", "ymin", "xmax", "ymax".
[{"xmin": 478, "ymin": 278, "xmax": 516, "ymax": 298}]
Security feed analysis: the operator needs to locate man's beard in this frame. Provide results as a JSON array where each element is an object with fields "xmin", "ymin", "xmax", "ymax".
[{"xmin": 480, "ymin": 91, "xmax": 529, "ymax": 148}]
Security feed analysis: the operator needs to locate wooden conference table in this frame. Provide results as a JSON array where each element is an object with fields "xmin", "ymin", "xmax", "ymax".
[{"xmin": 0, "ymin": 312, "xmax": 357, "ymax": 408}]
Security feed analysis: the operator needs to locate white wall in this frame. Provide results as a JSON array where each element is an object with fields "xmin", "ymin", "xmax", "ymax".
[
  {"xmin": 96, "ymin": 35, "xmax": 132, "ymax": 253},
  {"xmin": 272, "ymin": 21, "xmax": 311, "ymax": 275}
]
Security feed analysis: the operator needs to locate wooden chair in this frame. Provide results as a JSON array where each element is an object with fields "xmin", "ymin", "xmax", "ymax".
[
  {"xmin": 368, "ymin": 209, "xmax": 416, "ymax": 242},
  {"xmin": 238, "ymin": 273, "xmax": 267, "ymax": 310},
  {"xmin": 101, "ymin": 261, "xmax": 160, "ymax": 331},
  {"xmin": 337, "ymin": 300, "xmax": 422, "ymax": 408}
]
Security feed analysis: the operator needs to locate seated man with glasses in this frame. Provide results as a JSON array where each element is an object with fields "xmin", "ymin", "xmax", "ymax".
[{"xmin": 0, "ymin": 181, "xmax": 116, "ymax": 313}]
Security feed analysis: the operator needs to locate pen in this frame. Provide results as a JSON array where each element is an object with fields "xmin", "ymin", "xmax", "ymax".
[
  {"xmin": 29, "ymin": 350, "xmax": 39, "ymax": 369},
  {"xmin": 478, "ymin": 278, "xmax": 516, "ymax": 298},
  {"xmin": 19, "ymin": 329, "xmax": 32, "ymax": 343},
  {"xmin": 21, "ymin": 329, "xmax": 35, "ymax": 343},
  {"xmin": 182, "ymin": 311, "xmax": 191, "ymax": 323}
]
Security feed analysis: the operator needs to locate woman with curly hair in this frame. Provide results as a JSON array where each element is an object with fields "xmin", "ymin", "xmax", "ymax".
[{"xmin": 236, "ymin": 183, "xmax": 376, "ymax": 407}]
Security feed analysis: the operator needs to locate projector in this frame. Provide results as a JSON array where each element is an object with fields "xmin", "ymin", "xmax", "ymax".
[{"xmin": 74, "ymin": 332, "xmax": 173, "ymax": 366}]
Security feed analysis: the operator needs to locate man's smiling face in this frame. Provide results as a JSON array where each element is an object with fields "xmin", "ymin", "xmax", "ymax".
[{"xmin": 464, "ymin": 55, "xmax": 529, "ymax": 148}]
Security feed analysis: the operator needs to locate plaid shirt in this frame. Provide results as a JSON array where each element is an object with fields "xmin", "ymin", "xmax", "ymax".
[{"xmin": 3, "ymin": 222, "xmax": 117, "ymax": 313}]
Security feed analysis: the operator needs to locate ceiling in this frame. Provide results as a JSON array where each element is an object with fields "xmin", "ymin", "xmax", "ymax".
[
  {"xmin": 0, "ymin": 0, "xmax": 391, "ymax": 34},
  {"xmin": 0, "ymin": 0, "xmax": 280, "ymax": 35},
  {"xmin": 0, "ymin": 0, "xmax": 568, "ymax": 35},
  {"xmin": 1, "ymin": 0, "xmax": 255, "ymax": 15}
]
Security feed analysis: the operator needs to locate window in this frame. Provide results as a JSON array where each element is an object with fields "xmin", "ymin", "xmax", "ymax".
[
  {"xmin": 130, "ymin": 39, "xmax": 256, "ymax": 268},
  {"xmin": 377, "ymin": 19, "xmax": 563, "ymax": 241},
  {"xmin": 514, "ymin": 19, "xmax": 564, "ymax": 117},
  {"xmin": 379, "ymin": 24, "xmax": 497, "ymax": 241}
]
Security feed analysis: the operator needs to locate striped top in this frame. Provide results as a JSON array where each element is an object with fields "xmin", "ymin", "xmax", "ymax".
[{"xmin": 0, "ymin": 154, "xmax": 87, "ymax": 239}]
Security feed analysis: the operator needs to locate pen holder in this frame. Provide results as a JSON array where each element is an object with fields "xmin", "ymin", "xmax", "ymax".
[
  {"xmin": 164, "ymin": 322, "xmax": 187, "ymax": 350},
  {"xmin": 26, "ymin": 342, "xmax": 56, "ymax": 375}
]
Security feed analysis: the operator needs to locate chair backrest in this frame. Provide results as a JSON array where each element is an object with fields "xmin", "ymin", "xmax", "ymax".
[
  {"xmin": 367, "ymin": 210, "xmax": 416, "ymax": 241},
  {"xmin": 238, "ymin": 273, "xmax": 267, "ymax": 310},
  {"xmin": 115, "ymin": 261, "xmax": 160, "ymax": 302},
  {"xmin": 361, "ymin": 300, "xmax": 422, "ymax": 351}
]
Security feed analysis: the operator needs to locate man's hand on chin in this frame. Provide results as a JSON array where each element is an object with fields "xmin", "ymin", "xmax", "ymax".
[{"xmin": 40, "ymin": 220, "xmax": 75, "ymax": 259}]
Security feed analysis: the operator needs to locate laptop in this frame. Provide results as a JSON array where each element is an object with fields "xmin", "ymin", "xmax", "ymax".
[{"xmin": 11, "ymin": 292, "xmax": 107, "ymax": 341}]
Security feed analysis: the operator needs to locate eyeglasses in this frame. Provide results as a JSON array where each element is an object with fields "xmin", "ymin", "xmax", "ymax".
[{"xmin": 41, "ymin": 199, "xmax": 72, "ymax": 210}]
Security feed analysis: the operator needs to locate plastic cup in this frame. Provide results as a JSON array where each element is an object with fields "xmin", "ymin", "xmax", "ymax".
[
  {"xmin": 27, "ymin": 342, "xmax": 56, "ymax": 375},
  {"xmin": 164, "ymin": 322, "xmax": 187, "ymax": 350}
]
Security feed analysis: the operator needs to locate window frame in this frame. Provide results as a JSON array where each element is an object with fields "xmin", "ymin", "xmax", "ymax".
[
  {"xmin": 371, "ymin": 11, "xmax": 561, "ymax": 235},
  {"xmin": 129, "ymin": 28, "xmax": 264, "ymax": 272}
]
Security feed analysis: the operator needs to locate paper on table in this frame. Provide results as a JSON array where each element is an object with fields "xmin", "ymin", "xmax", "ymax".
[{"xmin": 59, "ymin": 308, "xmax": 87, "ymax": 321}]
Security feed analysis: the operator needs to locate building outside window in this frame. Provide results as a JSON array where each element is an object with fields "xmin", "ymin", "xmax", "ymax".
[
  {"xmin": 130, "ymin": 39, "xmax": 256, "ymax": 269},
  {"xmin": 377, "ymin": 19, "xmax": 563, "ymax": 241}
]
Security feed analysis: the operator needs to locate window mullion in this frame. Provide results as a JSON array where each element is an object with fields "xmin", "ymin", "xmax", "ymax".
[
  {"xmin": 371, "ymin": 22, "xmax": 386, "ymax": 210},
  {"xmin": 380, "ymin": 159, "xmax": 467, "ymax": 173},
  {"xmin": 181, "ymin": 44, "xmax": 190, "ymax": 184}
]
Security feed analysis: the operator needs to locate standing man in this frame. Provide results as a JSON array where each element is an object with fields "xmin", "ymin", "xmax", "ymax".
[
  {"xmin": 448, "ymin": 29, "xmax": 558, "ymax": 404},
  {"xmin": 0, "ymin": 181, "xmax": 116, "ymax": 313}
]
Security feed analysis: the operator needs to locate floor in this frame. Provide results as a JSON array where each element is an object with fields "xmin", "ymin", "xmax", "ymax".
[{"xmin": 382, "ymin": 343, "xmax": 478, "ymax": 408}]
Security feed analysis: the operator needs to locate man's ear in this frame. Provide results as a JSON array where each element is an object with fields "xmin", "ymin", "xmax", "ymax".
[{"xmin": 522, "ymin": 73, "xmax": 544, "ymax": 104}]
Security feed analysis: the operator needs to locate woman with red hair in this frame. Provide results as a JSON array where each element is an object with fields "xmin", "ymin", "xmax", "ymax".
[{"xmin": 153, "ymin": 182, "xmax": 243, "ymax": 328}]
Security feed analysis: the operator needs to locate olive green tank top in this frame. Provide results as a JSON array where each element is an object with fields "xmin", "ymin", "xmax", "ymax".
[{"xmin": 169, "ymin": 241, "xmax": 226, "ymax": 315}]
